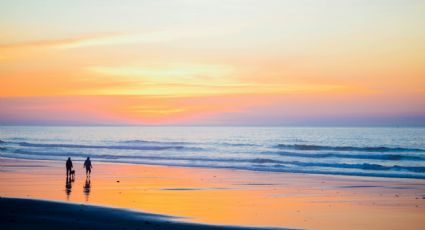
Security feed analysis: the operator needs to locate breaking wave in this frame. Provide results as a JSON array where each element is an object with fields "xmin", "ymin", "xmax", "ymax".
[{"xmin": 275, "ymin": 144, "xmax": 425, "ymax": 152}]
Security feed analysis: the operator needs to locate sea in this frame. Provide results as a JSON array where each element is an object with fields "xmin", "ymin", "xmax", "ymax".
[{"xmin": 1, "ymin": 126, "xmax": 424, "ymax": 179}]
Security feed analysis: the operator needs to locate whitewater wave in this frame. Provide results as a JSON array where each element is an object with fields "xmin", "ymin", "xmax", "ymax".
[
  {"xmin": 3, "ymin": 148, "xmax": 425, "ymax": 174},
  {"xmin": 275, "ymin": 144, "xmax": 425, "ymax": 152},
  {"xmin": 12, "ymin": 141, "xmax": 201, "ymax": 151},
  {"xmin": 2, "ymin": 151, "xmax": 425, "ymax": 179},
  {"xmin": 119, "ymin": 140, "xmax": 193, "ymax": 145},
  {"xmin": 250, "ymin": 158, "xmax": 425, "ymax": 173},
  {"xmin": 267, "ymin": 151, "xmax": 425, "ymax": 161}
]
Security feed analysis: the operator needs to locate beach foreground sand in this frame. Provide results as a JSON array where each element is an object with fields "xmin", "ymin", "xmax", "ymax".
[
  {"xmin": 0, "ymin": 197, "xmax": 288, "ymax": 230},
  {"xmin": 1, "ymin": 158, "xmax": 425, "ymax": 229}
]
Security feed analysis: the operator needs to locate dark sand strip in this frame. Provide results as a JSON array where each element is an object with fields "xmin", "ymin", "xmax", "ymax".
[{"xmin": 0, "ymin": 197, "xmax": 292, "ymax": 230}]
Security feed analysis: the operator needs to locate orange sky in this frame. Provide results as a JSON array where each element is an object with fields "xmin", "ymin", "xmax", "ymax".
[{"xmin": 1, "ymin": 0, "xmax": 424, "ymax": 125}]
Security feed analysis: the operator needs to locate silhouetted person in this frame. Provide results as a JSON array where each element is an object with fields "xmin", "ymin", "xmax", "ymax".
[
  {"xmin": 66, "ymin": 157, "xmax": 73, "ymax": 177},
  {"xmin": 84, "ymin": 157, "xmax": 92, "ymax": 177}
]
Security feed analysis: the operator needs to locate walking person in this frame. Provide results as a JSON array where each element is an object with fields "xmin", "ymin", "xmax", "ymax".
[
  {"xmin": 84, "ymin": 157, "xmax": 92, "ymax": 177},
  {"xmin": 66, "ymin": 157, "xmax": 73, "ymax": 178}
]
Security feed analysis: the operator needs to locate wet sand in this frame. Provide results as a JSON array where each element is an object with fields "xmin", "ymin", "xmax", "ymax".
[{"xmin": 1, "ymin": 158, "xmax": 425, "ymax": 229}]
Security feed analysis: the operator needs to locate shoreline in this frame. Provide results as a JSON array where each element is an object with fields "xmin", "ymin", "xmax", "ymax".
[
  {"xmin": 2, "ymin": 155, "xmax": 424, "ymax": 181},
  {"xmin": 1, "ymin": 157, "xmax": 425, "ymax": 229},
  {"xmin": 3, "ymin": 156, "xmax": 424, "ymax": 186}
]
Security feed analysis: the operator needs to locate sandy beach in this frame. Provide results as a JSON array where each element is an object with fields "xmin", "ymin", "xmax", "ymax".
[{"xmin": 1, "ymin": 157, "xmax": 424, "ymax": 230}]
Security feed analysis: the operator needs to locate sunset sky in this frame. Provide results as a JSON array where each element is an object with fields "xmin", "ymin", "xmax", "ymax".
[{"xmin": 1, "ymin": 0, "xmax": 424, "ymax": 125}]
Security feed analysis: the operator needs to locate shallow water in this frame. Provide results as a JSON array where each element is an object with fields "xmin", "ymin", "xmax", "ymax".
[{"xmin": 1, "ymin": 126, "xmax": 424, "ymax": 179}]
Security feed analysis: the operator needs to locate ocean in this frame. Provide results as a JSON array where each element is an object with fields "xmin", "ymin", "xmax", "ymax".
[{"xmin": 1, "ymin": 126, "xmax": 424, "ymax": 179}]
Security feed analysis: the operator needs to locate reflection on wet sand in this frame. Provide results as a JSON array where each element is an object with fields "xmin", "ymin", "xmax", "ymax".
[
  {"xmin": 65, "ymin": 176, "xmax": 73, "ymax": 200},
  {"xmin": 65, "ymin": 174, "xmax": 91, "ymax": 201},
  {"xmin": 83, "ymin": 177, "xmax": 91, "ymax": 201}
]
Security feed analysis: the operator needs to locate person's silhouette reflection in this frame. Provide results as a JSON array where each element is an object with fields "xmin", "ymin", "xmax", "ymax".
[
  {"xmin": 65, "ymin": 175, "xmax": 72, "ymax": 200},
  {"xmin": 83, "ymin": 177, "xmax": 91, "ymax": 201}
]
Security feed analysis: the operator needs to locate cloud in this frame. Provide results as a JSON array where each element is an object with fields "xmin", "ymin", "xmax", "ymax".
[
  {"xmin": 87, "ymin": 64, "xmax": 233, "ymax": 78},
  {"xmin": 0, "ymin": 25, "xmax": 240, "ymax": 62},
  {"xmin": 2, "ymin": 93, "xmax": 424, "ymax": 126},
  {"xmin": 0, "ymin": 95, "xmax": 267, "ymax": 125},
  {"xmin": 0, "ymin": 24, "xmax": 238, "ymax": 53},
  {"xmin": 0, "ymin": 30, "xmax": 185, "ymax": 62},
  {"xmin": 84, "ymin": 63, "xmax": 358, "ymax": 97},
  {"xmin": 0, "ymin": 31, "xmax": 172, "ymax": 51}
]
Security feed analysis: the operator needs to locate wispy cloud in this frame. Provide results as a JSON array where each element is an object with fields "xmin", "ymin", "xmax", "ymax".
[
  {"xmin": 0, "ymin": 24, "xmax": 237, "ymax": 53},
  {"xmin": 0, "ymin": 25, "xmax": 239, "ymax": 62},
  {"xmin": 82, "ymin": 64, "xmax": 355, "ymax": 97},
  {"xmin": 87, "ymin": 64, "xmax": 233, "ymax": 78},
  {"xmin": 0, "ymin": 31, "xmax": 172, "ymax": 51}
]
